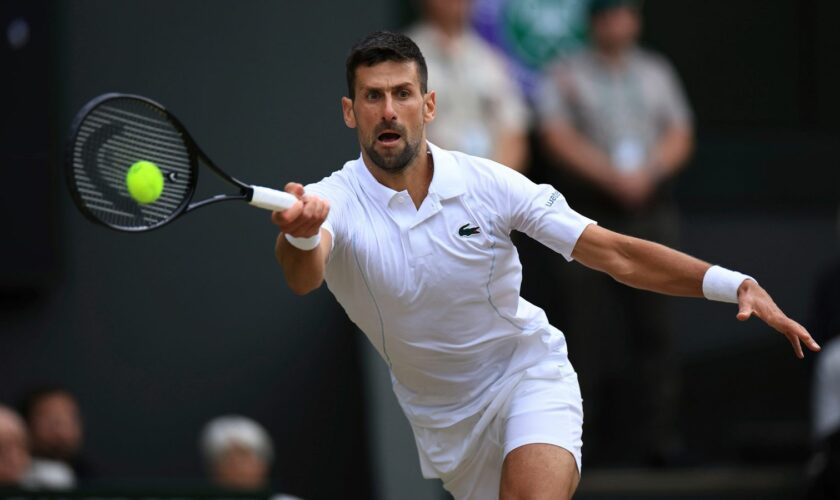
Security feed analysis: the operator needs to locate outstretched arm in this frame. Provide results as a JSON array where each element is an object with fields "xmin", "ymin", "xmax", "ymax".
[
  {"xmin": 271, "ymin": 182, "xmax": 331, "ymax": 295},
  {"xmin": 571, "ymin": 224, "xmax": 821, "ymax": 358}
]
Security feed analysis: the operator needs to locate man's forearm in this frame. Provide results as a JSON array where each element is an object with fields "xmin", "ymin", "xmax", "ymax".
[
  {"xmin": 614, "ymin": 235, "xmax": 708, "ymax": 296},
  {"xmin": 573, "ymin": 225, "xmax": 708, "ymax": 297},
  {"xmin": 275, "ymin": 230, "xmax": 329, "ymax": 295}
]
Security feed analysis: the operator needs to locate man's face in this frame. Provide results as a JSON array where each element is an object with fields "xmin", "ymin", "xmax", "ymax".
[
  {"xmin": 591, "ymin": 6, "xmax": 641, "ymax": 52},
  {"xmin": 342, "ymin": 60, "xmax": 435, "ymax": 173},
  {"xmin": 0, "ymin": 414, "xmax": 29, "ymax": 485},
  {"xmin": 29, "ymin": 393, "xmax": 82, "ymax": 460},
  {"xmin": 213, "ymin": 444, "xmax": 268, "ymax": 490}
]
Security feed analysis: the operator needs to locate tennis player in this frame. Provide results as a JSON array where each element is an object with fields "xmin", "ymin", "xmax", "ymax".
[{"xmin": 271, "ymin": 31, "xmax": 819, "ymax": 500}]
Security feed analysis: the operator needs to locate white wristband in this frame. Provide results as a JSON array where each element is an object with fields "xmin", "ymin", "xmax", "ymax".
[
  {"xmin": 284, "ymin": 232, "xmax": 321, "ymax": 251},
  {"xmin": 702, "ymin": 265, "xmax": 755, "ymax": 303}
]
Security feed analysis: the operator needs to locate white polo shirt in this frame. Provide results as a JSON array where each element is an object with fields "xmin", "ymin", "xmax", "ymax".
[{"xmin": 306, "ymin": 143, "xmax": 594, "ymax": 431}]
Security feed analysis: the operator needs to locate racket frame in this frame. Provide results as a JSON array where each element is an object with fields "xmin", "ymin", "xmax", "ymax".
[{"xmin": 65, "ymin": 93, "xmax": 265, "ymax": 232}]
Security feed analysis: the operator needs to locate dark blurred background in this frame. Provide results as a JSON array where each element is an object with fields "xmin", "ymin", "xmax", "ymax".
[{"xmin": 1, "ymin": 0, "xmax": 838, "ymax": 499}]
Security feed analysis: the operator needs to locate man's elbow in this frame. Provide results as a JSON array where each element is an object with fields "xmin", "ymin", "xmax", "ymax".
[
  {"xmin": 286, "ymin": 277, "xmax": 323, "ymax": 296},
  {"xmin": 606, "ymin": 236, "xmax": 638, "ymax": 284}
]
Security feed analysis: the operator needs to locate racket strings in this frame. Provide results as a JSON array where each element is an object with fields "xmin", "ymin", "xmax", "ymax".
[{"xmin": 70, "ymin": 97, "xmax": 195, "ymax": 230}]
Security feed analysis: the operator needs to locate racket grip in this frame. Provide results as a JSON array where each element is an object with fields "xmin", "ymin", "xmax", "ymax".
[{"xmin": 249, "ymin": 186, "xmax": 298, "ymax": 211}]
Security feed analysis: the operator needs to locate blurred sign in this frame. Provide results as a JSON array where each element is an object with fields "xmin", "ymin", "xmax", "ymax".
[{"xmin": 473, "ymin": 0, "xmax": 589, "ymax": 97}]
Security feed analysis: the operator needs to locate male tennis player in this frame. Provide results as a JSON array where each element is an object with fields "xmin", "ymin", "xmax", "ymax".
[{"xmin": 271, "ymin": 31, "xmax": 819, "ymax": 500}]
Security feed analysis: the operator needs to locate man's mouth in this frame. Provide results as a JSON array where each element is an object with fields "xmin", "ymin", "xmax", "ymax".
[{"xmin": 377, "ymin": 131, "xmax": 402, "ymax": 145}]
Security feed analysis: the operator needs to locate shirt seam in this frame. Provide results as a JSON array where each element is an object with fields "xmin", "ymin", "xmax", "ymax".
[
  {"xmin": 484, "ymin": 220, "xmax": 527, "ymax": 331},
  {"xmin": 352, "ymin": 236, "xmax": 391, "ymax": 368}
]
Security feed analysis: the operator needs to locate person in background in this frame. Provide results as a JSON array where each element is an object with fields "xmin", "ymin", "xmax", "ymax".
[
  {"xmin": 406, "ymin": 0, "xmax": 530, "ymax": 172},
  {"xmin": 20, "ymin": 387, "xmax": 90, "ymax": 485},
  {"xmin": 0, "ymin": 405, "xmax": 30, "ymax": 489},
  {"xmin": 810, "ymin": 331, "xmax": 840, "ymax": 499},
  {"xmin": 807, "ymin": 214, "xmax": 840, "ymax": 499},
  {"xmin": 201, "ymin": 415, "xmax": 273, "ymax": 490},
  {"xmin": 535, "ymin": 0, "xmax": 694, "ymax": 465},
  {"xmin": 200, "ymin": 415, "xmax": 303, "ymax": 499}
]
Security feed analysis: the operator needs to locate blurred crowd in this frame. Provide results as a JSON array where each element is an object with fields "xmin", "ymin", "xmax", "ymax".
[
  {"xmin": 0, "ymin": 387, "xmax": 86, "ymax": 490},
  {"xmin": 0, "ymin": 388, "xmax": 299, "ymax": 498}
]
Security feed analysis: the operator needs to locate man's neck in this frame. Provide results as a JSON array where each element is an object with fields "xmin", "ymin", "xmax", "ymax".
[{"xmin": 362, "ymin": 142, "xmax": 433, "ymax": 209}]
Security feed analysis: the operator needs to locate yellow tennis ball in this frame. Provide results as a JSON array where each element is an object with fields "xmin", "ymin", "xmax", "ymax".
[{"xmin": 125, "ymin": 160, "xmax": 164, "ymax": 204}]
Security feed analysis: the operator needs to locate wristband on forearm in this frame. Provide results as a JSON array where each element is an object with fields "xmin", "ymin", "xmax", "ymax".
[
  {"xmin": 284, "ymin": 231, "xmax": 321, "ymax": 251},
  {"xmin": 702, "ymin": 265, "xmax": 755, "ymax": 304}
]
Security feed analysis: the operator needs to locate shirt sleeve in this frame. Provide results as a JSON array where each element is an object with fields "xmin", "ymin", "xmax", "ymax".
[
  {"xmin": 498, "ymin": 166, "xmax": 596, "ymax": 261},
  {"xmin": 304, "ymin": 172, "xmax": 352, "ymax": 254}
]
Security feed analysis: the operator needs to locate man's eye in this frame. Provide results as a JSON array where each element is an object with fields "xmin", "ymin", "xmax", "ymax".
[
  {"xmin": 366, "ymin": 91, "xmax": 380, "ymax": 100},
  {"xmin": 398, "ymin": 89, "xmax": 411, "ymax": 98}
]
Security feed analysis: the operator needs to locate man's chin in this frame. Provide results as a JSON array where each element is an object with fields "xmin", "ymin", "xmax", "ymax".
[
  {"xmin": 368, "ymin": 147, "xmax": 402, "ymax": 170},
  {"xmin": 374, "ymin": 140, "xmax": 404, "ymax": 154}
]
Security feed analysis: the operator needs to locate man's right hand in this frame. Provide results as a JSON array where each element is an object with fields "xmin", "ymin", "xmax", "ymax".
[
  {"xmin": 270, "ymin": 182, "xmax": 329, "ymax": 238},
  {"xmin": 271, "ymin": 183, "xmax": 331, "ymax": 295}
]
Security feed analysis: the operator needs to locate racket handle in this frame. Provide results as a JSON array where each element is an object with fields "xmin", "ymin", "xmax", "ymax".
[{"xmin": 249, "ymin": 186, "xmax": 298, "ymax": 211}]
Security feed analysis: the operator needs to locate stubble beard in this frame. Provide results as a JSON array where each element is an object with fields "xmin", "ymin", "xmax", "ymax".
[{"xmin": 364, "ymin": 124, "xmax": 422, "ymax": 174}]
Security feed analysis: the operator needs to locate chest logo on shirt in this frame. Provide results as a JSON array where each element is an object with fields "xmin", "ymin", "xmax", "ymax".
[{"xmin": 458, "ymin": 223, "xmax": 481, "ymax": 237}]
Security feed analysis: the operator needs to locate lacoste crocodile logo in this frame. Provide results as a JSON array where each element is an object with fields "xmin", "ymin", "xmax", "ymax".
[{"xmin": 458, "ymin": 223, "xmax": 481, "ymax": 237}]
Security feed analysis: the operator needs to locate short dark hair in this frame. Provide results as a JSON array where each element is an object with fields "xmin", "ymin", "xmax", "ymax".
[{"xmin": 345, "ymin": 31, "xmax": 428, "ymax": 99}]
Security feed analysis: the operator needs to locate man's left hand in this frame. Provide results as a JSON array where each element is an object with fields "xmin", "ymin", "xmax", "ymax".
[{"xmin": 736, "ymin": 280, "xmax": 821, "ymax": 359}]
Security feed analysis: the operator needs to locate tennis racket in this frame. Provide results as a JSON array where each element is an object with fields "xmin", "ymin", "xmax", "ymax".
[{"xmin": 65, "ymin": 93, "xmax": 296, "ymax": 232}]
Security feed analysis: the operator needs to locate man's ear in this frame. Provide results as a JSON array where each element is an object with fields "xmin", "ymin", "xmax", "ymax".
[
  {"xmin": 423, "ymin": 90, "xmax": 436, "ymax": 124},
  {"xmin": 342, "ymin": 97, "xmax": 356, "ymax": 128}
]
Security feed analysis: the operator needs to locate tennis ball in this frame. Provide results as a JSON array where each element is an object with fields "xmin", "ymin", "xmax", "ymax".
[{"xmin": 126, "ymin": 160, "xmax": 164, "ymax": 204}]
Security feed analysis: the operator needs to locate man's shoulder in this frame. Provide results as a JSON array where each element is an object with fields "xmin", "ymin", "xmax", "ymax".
[
  {"xmin": 305, "ymin": 159, "xmax": 358, "ymax": 201},
  {"xmin": 445, "ymin": 148, "xmax": 526, "ymax": 193},
  {"xmin": 443, "ymin": 146, "xmax": 499, "ymax": 173}
]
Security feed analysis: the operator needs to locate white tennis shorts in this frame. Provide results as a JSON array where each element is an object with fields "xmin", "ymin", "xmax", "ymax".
[{"xmin": 412, "ymin": 355, "xmax": 583, "ymax": 500}]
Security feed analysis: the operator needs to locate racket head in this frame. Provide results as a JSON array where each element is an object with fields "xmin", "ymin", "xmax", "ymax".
[{"xmin": 65, "ymin": 93, "xmax": 199, "ymax": 232}]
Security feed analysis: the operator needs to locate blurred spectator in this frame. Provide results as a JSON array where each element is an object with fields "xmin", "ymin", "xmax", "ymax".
[
  {"xmin": 807, "ymin": 255, "xmax": 840, "ymax": 499},
  {"xmin": 810, "ymin": 337, "xmax": 840, "ymax": 499},
  {"xmin": 406, "ymin": 0, "xmax": 530, "ymax": 171},
  {"xmin": 0, "ymin": 402, "xmax": 73, "ymax": 491},
  {"xmin": 201, "ymin": 415, "xmax": 273, "ymax": 491},
  {"xmin": 0, "ymin": 405, "xmax": 30, "ymax": 488},
  {"xmin": 534, "ymin": 0, "xmax": 693, "ymax": 465},
  {"xmin": 20, "ymin": 387, "xmax": 91, "ymax": 484},
  {"xmin": 200, "ymin": 415, "xmax": 303, "ymax": 499}
]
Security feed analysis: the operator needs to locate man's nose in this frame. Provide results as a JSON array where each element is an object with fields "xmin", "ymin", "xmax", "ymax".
[{"xmin": 382, "ymin": 95, "xmax": 397, "ymax": 121}]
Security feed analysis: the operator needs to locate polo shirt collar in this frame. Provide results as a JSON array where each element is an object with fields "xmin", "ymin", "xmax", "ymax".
[
  {"xmin": 351, "ymin": 142, "xmax": 466, "ymax": 208},
  {"xmin": 427, "ymin": 142, "xmax": 466, "ymax": 200},
  {"xmin": 351, "ymin": 152, "xmax": 397, "ymax": 208}
]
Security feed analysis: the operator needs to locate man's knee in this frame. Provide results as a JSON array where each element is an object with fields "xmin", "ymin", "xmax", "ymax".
[{"xmin": 500, "ymin": 444, "xmax": 579, "ymax": 499}]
